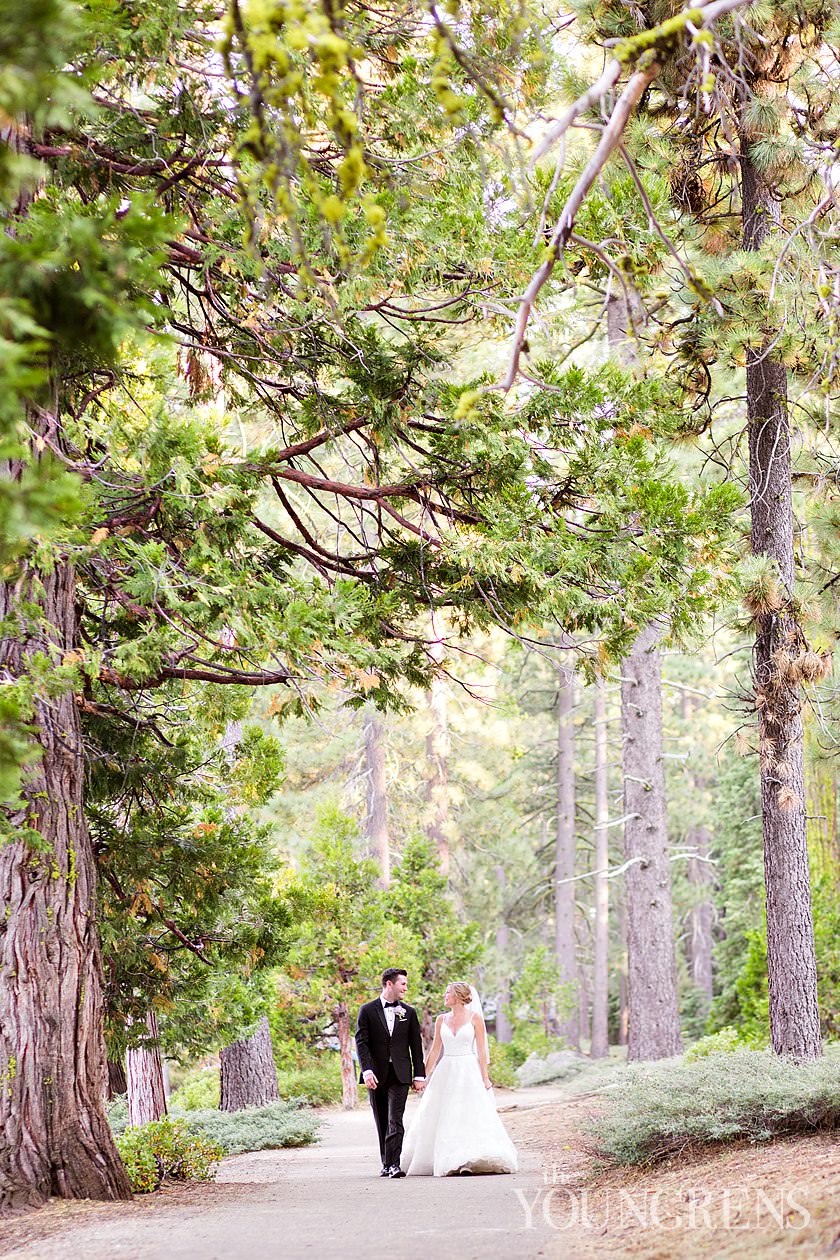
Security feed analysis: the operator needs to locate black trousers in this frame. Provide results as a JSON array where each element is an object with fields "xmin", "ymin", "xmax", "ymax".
[{"xmin": 368, "ymin": 1063, "xmax": 410, "ymax": 1168}]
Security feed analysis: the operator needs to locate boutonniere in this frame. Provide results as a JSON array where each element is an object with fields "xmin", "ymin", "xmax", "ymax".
[{"xmin": 395, "ymin": 1006, "xmax": 407, "ymax": 1021}]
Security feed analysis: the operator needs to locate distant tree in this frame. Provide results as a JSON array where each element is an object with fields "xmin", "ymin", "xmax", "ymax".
[
  {"xmin": 707, "ymin": 749, "xmax": 765, "ymax": 1035},
  {"xmin": 389, "ymin": 836, "xmax": 482, "ymax": 1042},
  {"xmin": 511, "ymin": 945, "xmax": 574, "ymax": 1041},
  {"xmin": 288, "ymin": 809, "xmax": 422, "ymax": 1110},
  {"xmin": 621, "ymin": 622, "xmax": 683, "ymax": 1061},
  {"xmin": 219, "ymin": 1017, "xmax": 281, "ymax": 1113}
]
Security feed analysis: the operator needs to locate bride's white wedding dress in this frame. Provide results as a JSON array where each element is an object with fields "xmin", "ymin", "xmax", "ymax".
[{"xmin": 400, "ymin": 1019, "xmax": 518, "ymax": 1176}]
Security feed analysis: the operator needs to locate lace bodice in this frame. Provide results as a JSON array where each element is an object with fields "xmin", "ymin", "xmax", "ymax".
[{"xmin": 441, "ymin": 1018, "xmax": 477, "ymax": 1057}]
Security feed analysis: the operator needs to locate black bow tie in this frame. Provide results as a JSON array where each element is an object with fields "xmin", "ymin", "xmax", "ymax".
[{"xmin": 384, "ymin": 1001, "xmax": 399, "ymax": 1008}]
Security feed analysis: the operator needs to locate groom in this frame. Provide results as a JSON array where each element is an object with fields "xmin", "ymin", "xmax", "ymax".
[{"xmin": 355, "ymin": 967, "xmax": 426, "ymax": 1178}]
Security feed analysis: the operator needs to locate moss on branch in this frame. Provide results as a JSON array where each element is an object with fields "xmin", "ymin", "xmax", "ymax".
[{"xmin": 614, "ymin": 7, "xmax": 705, "ymax": 65}]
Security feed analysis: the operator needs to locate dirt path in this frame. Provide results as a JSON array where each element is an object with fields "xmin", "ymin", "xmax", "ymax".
[
  {"xmin": 2, "ymin": 1086, "xmax": 838, "ymax": 1260},
  {"xmin": 0, "ymin": 1089, "xmax": 566, "ymax": 1260}
]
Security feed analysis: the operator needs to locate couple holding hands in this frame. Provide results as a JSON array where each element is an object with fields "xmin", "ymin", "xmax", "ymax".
[{"xmin": 355, "ymin": 967, "xmax": 518, "ymax": 1179}]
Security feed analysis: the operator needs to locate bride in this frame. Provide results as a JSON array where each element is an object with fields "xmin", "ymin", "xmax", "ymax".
[{"xmin": 400, "ymin": 981, "xmax": 518, "ymax": 1176}]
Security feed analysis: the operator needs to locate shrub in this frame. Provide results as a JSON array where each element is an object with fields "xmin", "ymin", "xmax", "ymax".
[
  {"xmin": 170, "ymin": 1066, "xmax": 221, "ymax": 1111},
  {"xmin": 276, "ymin": 1057, "xmax": 343, "ymax": 1106},
  {"xmin": 116, "ymin": 1117, "xmax": 222, "ymax": 1193},
  {"xmin": 488, "ymin": 1037, "xmax": 518, "ymax": 1089},
  {"xmin": 685, "ymin": 1025, "xmax": 766, "ymax": 1061},
  {"xmin": 589, "ymin": 1047, "xmax": 840, "ymax": 1167},
  {"xmin": 510, "ymin": 1025, "xmax": 566, "ymax": 1066},
  {"xmin": 175, "ymin": 1100, "xmax": 320, "ymax": 1154}
]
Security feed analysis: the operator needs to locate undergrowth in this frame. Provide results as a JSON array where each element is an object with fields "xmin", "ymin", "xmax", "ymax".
[{"xmin": 588, "ymin": 1046, "xmax": 840, "ymax": 1167}]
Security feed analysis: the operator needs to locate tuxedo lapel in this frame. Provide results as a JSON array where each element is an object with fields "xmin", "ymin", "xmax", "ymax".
[{"xmin": 373, "ymin": 999, "xmax": 389, "ymax": 1037}]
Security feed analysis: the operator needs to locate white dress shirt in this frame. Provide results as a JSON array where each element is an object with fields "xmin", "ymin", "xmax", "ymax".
[{"xmin": 380, "ymin": 994, "xmax": 397, "ymax": 1036}]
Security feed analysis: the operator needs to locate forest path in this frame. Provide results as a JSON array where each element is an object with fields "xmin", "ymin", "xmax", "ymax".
[
  {"xmin": 6, "ymin": 1084, "xmax": 836, "ymax": 1260},
  {"xmin": 0, "ymin": 1087, "xmax": 568, "ymax": 1260}
]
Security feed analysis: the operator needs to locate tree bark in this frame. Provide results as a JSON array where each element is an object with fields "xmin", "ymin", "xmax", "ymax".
[
  {"xmin": 335, "ymin": 1003, "xmax": 357, "ymax": 1111},
  {"xmin": 578, "ymin": 963, "xmax": 590, "ymax": 1048},
  {"xmin": 621, "ymin": 623, "xmax": 683, "ymax": 1061},
  {"xmin": 363, "ymin": 707, "xmax": 390, "ymax": 886},
  {"xmin": 740, "ymin": 138, "xmax": 822, "ymax": 1060},
  {"xmin": 618, "ymin": 970, "xmax": 628, "ymax": 1046},
  {"xmin": 126, "ymin": 1011, "xmax": 168, "ymax": 1128},
  {"xmin": 107, "ymin": 1059, "xmax": 127, "ymax": 1101},
  {"xmin": 687, "ymin": 824, "xmax": 714, "ymax": 1002},
  {"xmin": 0, "ymin": 552, "xmax": 132, "ymax": 1211},
  {"xmin": 590, "ymin": 679, "xmax": 611, "ymax": 1058},
  {"xmin": 607, "ymin": 292, "xmax": 681, "ymax": 1061},
  {"xmin": 219, "ymin": 1016, "xmax": 280, "ymax": 1112},
  {"xmin": 420, "ymin": 1008, "xmax": 436, "ymax": 1060},
  {"xmin": 680, "ymin": 694, "xmax": 714, "ymax": 1005},
  {"xmin": 554, "ymin": 664, "xmax": 578, "ymax": 1047}
]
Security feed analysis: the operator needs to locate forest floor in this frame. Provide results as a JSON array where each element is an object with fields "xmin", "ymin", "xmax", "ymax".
[
  {"xmin": 1, "ymin": 1083, "xmax": 838, "ymax": 1260},
  {"xmin": 503, "ymin": 1091, "xmax": 840, "ymax": 1259}
]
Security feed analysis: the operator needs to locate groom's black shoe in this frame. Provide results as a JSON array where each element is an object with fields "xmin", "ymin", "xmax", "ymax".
[
  {"xmin": 388, "ymin": 1165, "xmax": 406, "ymax": 1178},
  {"xmin": 379, "ymin": 1167, "xmax": 390, "ymax": 1177}
]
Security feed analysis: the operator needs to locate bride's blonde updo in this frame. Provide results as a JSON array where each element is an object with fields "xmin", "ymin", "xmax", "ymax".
[{"xmin": 449, "ymin": 981, "xmax": 473, "ymax": 1005}]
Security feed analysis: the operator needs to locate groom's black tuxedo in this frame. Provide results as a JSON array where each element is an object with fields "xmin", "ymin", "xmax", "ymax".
[
  {"xmin": 355, "ymin": 998, "xmax": 425, "ymax": 1086},
  {"xmin": 355, "ymin": 998, "xmax": 425, "ymax": 1170}
]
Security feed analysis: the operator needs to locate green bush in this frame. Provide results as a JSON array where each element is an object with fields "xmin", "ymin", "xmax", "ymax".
[
  {"xmin": 813, "ymin": 871, "xmax": 840, "ymax": 1039},
  {"xmin": 116, "ymin": 1130, "xmax": 160, "ymax": 1193},
  {"xmin": 176, "ymin": 1100, "xmax": 319, "ymax": 1154},
  {"xmin": 589, "ymin": 1047, "xmax": 840, "ymax": 1167},
  {"xmin": 170, "ymin": 1066, "xmax": 221, "ymax": 1111},
  {"xmin": 276, "ymin": 1056, "xmax": 343, "ymax": 1106},
  {"xmin": 511, "ymin": 1025, "xmax": 567, "ymax": 1066},
  {"xmin": 685, "ymin": 1025, "xmax": 766, "ymax": 1061},
  {"xmin": 116, "ymin": 1117, "xmax": 222, "ymax": 1193},
  {"xmin": 488, "ymin": 1037, "xmax": 518, "ymax": 1088}
]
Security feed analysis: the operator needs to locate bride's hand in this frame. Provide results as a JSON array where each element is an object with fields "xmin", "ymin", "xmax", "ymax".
[{"xmin": 482, "ymin": 1074, "xmax": 492, "ymax": 1090}]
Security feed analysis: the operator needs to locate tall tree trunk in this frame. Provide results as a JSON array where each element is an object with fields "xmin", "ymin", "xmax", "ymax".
[
  {"xmin": 425, "ymin": 640, "xmax": 450, "ymax": 876},
  {"xmin": 126, "ymin": 1011, "xmax": 168, "ymax": 1128},
  {"xmin": 336, "ymin": 1003, "xmax": 357, "ymax": 1111},
  {"xmin": 740, "ymin": 138, "xmax": 822, "ymax": 1060},
  {"xmin": 621, "ymin": 623, "xmax": 683, "ymax": 1061},
  {"xmin": 687, "ymin": 824, "xmax": 714, "ymax": 1003},
  {"xmin": 363, "ymin": 707, "xmax": 390, "ymax": 886},
  {"xmin": 618, "ymin": 969, "xmax": 628, "ymax": 1047},
  {"xmin": 578, "ymin": 963, "xmax": 590, "ymax": 1048},
  {"xmin": 0, "ymin": 545, "xmax": 132, "ymax": 1210},
  {"xmin": 495, "ymin": 865, "xmax": 513, "ymax": 1044},
  {"xmin": 680, "ymin": 694, "xmax": 714, "ymax": 1006},
  {"xmin": 107, "ymin": 1060, "xmax": 127, "ymax": 1101},
  {"xmin": 617, "ymin": 890, "xmax": 629, "ymax": 1046},
  {"xmin": 420, "ymin": 1009, "xmax": 436, "ymax": 1060},
  {"xmin": 219, "ymin": 1016, "xmax": 280, "ymax": 1112},
  {"xmin": 607, "ymin": 294, "xmax": 681, "ymax": 1061},
  {"xmin": 590, "ymin": 679, "xmax": 611, "ymax": 1058},
  {"xmin": 554, "ymin": 664, "xmax": 578, "ymax": 1046}
]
